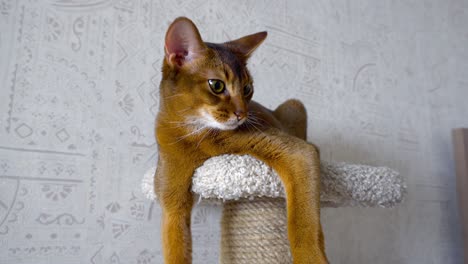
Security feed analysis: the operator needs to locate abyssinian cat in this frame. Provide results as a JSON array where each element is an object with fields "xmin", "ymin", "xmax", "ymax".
[{"xmin": 155, "ymin": 17, "xmax": 328, "ymax": 264}]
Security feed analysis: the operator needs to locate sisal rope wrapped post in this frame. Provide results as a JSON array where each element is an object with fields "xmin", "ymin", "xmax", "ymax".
[{"xmin": 221, "ymin": 198, "xmax": 291, "ymax": 264}]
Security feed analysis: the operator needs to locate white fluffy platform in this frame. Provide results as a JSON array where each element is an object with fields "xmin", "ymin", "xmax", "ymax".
[{"xmin": 142, "ymin": 154, "xmax": 406, "ymax": 208}]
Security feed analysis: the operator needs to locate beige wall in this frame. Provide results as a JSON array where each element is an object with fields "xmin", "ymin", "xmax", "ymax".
[{"xmin": 0, "ymin": 0, "xmax": 467, "ymax": 263}]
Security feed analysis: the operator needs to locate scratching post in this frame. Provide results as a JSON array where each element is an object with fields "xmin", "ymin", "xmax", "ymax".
[
  {"xmin": 221, "ymin": 198, "xmax": 290, "ymax": 264},
  {"xmin": 141, "ymin": 154, "xmax": 406, "ymax": 263}
]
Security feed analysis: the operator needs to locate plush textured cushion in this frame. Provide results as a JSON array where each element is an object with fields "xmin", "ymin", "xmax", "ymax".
[{"xmin": 142, "ymin": 154, "xmax": 406, "ymax": 207}]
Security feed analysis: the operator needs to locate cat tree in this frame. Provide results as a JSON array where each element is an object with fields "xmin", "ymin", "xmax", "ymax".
[{"xmin": 142, "ymin": 154, "xmax": 405, "ymax": 263}]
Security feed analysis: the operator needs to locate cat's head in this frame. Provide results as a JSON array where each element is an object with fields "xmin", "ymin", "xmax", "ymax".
[{"xmin": 160, "ymin": 17, "xmax": 266, "ymax": 131}]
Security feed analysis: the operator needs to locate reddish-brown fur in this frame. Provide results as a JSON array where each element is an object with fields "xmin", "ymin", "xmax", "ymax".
[{"xmin": 155, "ymin": 17, "xmax": 328, "ymax": 263}]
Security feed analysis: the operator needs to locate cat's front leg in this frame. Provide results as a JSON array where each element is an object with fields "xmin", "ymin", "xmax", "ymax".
[
  {"xmin": 222, "ymin": 129, "xmax": 329, "ymax": 263},
  {"xmin": 275, "ymin": 143, "xmax": 328, "ymax": 264},
  {"xmin": 154, "ymin": 156, "xmax": 195, "ymax": 264},
  {"xmin": 270, "ymin": 142, "xmax": 327, "ymax": 264}
]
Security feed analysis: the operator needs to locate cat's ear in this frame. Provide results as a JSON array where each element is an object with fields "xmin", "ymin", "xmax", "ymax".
[
  {"xmin": 164, "ymin": 17, "xmax": 206, "ymax": 68},
  {"xmin": 225, "ymin": 31, "xmax": 267, "ymax": 58}
]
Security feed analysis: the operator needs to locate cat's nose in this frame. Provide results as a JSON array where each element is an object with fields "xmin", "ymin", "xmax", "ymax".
[{"xmin": 234, "ymin": 110, "xmax": 246, "ymax": 121}]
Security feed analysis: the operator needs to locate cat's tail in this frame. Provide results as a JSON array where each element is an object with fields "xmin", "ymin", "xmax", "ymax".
[{"xmin": 273, "ymin": 99, "xmax": 307, "ymax": 140}]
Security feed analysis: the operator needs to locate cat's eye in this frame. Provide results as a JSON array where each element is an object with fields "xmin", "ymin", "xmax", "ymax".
[
  {"xmin": 243, "ymin": 84, "xmax": 253, "ymax": 96},
  {"xmin": 208, "ymin": 79, "xmax": 225, "ymax": 94}
]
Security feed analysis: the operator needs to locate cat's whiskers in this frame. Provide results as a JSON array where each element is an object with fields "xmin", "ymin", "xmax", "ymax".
[
  {"xmin": 245, "ymin": 111, "xmax": 271, "ymax": 136},
  {"xmin": 248, "ymin": 111, "xmax": 272, "ymax": 127},
  {"xmin": 196, "ymin": 128, "xmax": 213, "ymax": 149},
  {"xmin": 246, "ymin": 120, "xmax": 264, "ymax": 137},
  {"xmin": 176, "ymin": 107, "xmax": 192, "ymax": 114},
  {"xmin": 246, "ymin": 113, "xmax": 269, "ymax": 138},
  {"xmin": 163, "ymin": 93, "xmax": 185, "ymax": 100},
  {"xmin": 246, "ymin": 113, "xmax": 264, "ymax": 126},
  {"xmin": 169, "ymin": 124, "xmax": 189, "ymax": 129},
  {"xmin": 241, "ymin": 120, "xmax": 254, "ymax": 133},
  {"xmin": 168, "ymin": 121, "xmax": 186, "ymax": 124},
  {"xmin": 170, "ymin": 124, "xmax": 208, "ymax": 145},
  {"xmin": 167, "ymin": 117, "xmax": 200, "ymax": 128}
]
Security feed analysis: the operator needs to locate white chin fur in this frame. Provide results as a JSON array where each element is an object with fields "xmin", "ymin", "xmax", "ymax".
[{"xmin": 199, "ymin": 110, "xmax": 242, "ymax": 130}]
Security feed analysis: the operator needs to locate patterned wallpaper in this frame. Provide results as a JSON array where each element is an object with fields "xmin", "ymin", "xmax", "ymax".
[{"xmin": 0, "ymin": 0, "xmax": 467, "ymax": 263}]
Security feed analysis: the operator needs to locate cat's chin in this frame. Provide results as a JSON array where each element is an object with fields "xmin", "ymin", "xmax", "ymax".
[
  {"xmin": 217, "ymin": 123, "xmax": 241, "ymax": 131},
  {"xmin": 198, "ymin": 110, "xmax": 243, "ymax": 131},
  {"xmin": 205, "ymin": 120, "xmax": 241, "ymax": 131}
]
